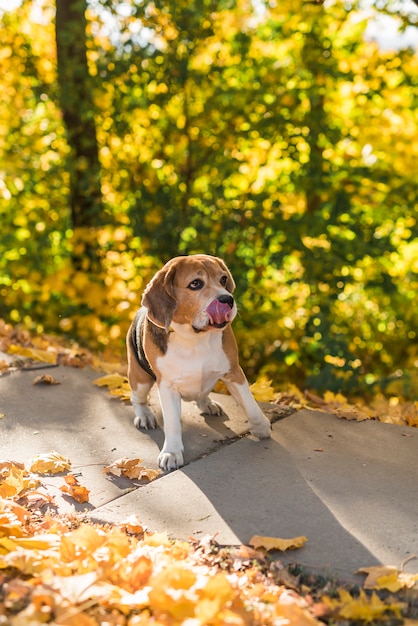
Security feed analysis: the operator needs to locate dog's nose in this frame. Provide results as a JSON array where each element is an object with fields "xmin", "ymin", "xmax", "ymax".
[{"xmin": 217, "ymin": 294, "xmax": 234, "ymax": 309}]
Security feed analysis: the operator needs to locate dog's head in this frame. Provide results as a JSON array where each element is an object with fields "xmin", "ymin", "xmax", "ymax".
[{"xmin": 142, "ymin": 254, "xmax": 237, "ymax": 333}]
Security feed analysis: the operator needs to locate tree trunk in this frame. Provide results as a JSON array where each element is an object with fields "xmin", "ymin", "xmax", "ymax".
[{"xmin": 55, "ymin": 0, "xmax": 102, "ymax": 270}]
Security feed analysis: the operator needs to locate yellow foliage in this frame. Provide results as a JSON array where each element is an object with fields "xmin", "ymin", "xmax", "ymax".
[
  {"xmin": 29, "ymin": 451, "xmax": 71, "ymax": 475},
  {"xmin": 7, "ymin": 344, "xmax": 58, "ymax": 365},
  {"xmin": 358, "ymin": 565, "xmax": 418, "ymax": 592},
  {"xmin": 0, "ymin": 451, "xmax": 414, "ymax": 625},
  {"xmin": 322, "ymin": 588, "xmax": 404, "ymax": 622},
  {"xmin": 250, "ymin": 376, "xmax": 277, "ymax": 402},
  {"xmin": 93, "ymin": 373, "xmax": 131, "ymax": 401}
]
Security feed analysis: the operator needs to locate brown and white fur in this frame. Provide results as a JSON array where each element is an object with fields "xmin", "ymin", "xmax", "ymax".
[{"xmin": 127, "ymin": 254, "xmax": 271, "ymax": 471}]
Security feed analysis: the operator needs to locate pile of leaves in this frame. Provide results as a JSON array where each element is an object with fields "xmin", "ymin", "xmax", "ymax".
[
  {"xmin": 1, "ymin": 319, "xmax": 418, "ymax": 623},
  {"xmin": 1, "ymin": 455, "xmax": 417, "ymax": 625}
]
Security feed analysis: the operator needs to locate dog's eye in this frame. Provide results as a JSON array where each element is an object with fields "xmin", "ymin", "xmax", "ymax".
[
  {"xmin": 188, "ymin": 279, "xmax": 204, "ymax": 290},
  {"xmin": 220, "ymin": 275, "xmax": 228, "ymax": 286}
]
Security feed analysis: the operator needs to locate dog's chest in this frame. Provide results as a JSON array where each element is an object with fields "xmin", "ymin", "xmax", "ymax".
[{"xmin": 155, "ymin": 332, "xmax": 230, "ymax": 400}]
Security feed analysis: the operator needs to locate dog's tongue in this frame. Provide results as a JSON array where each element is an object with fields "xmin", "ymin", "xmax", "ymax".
[{"xmin": 206, "ymin": 300, "xmax": 232, "ymax": 325}]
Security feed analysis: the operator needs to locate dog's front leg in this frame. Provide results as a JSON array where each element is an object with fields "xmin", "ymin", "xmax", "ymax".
[
  {"xmin": 224, "ymin": 370, "xmax": 271, "ymax": 439},
  {"xmin": 157, "ymin": 382, "xmax": 184, "ymax": 471}
]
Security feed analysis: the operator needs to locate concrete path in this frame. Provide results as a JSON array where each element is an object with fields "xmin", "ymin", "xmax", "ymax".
[{"xmin": 1, "ymin": 362, "xmax": 417, "ymax": 583}]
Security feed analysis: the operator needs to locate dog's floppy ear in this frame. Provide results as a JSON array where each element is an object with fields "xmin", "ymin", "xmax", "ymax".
[
  {"xmin": 142, "ymin": 263, "xmax": 177, "ymax": 332},
  {"xmin": 214, "ymin": 257, "xmax": 236, "ymax": 293}
]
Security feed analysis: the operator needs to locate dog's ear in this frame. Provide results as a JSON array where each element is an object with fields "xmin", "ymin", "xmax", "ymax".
[
  {"xmin": 214, "ymin": 257, "xmax": 236, "ymax": 293},
  {"xmin": 142, "ymin": 264, "xmax": 177, "ymax": 332}
]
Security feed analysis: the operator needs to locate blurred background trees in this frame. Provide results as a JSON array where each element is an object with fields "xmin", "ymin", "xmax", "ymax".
[{"xmin": 0, "ymin": 0, "xmax": 417, "ymax": 397}]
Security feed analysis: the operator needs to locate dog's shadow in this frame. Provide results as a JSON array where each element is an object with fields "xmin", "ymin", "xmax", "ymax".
[{"xmin": 200, "ymin": 407, "xmax": 241, "ymax": 442}]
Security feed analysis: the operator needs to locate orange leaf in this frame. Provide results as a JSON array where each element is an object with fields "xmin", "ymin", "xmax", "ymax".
[
  {"xmin": 32, "ymin": 374, "xmax": 60, "ymax": 385},
  {"xmin": 249, "ymin": 534, "xmax": 308, "ymax": 552},
  {"xmin": 60, "ymin": 474, "xmax": 90, "ymax": 503},
  {"xmin": 103, "ymin": 457, "xmax": 161, "ymax": 481}
]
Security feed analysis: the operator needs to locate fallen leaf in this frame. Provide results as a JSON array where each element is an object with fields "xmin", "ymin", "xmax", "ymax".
[
  {"xmin": 195, "ymin": 572, "xmax": 236, "ymax": 623},
  {"xmin": 0, "ymin": 461, "xmax": 29, "ymax": 499},
  {"xmin": 93, "ymin": 373, "xmax": 132, "ymax": 401},
  {"xmin": 143, "ymin": 531, "xmax": 171, "ymax": 547},
  {"xmin": 274, "ymin": 591, "xmax": 320, "ymax": 626},
  {"xmin": 60, "ymin": 474, "xmax": 90, "ymax": 503},
  {"xmin": 93, "ymin": 373, "xmax": 128, "ymax": 388},
  {"xmin": 17, "ymin": 490, "xmax": 55, "ymax": 510},
  {"xmin": 358, "ymin": 565, "xmax": 418, "ymax": 592},
  {"xmin": 249, "ymin": 535, "xmax": 308, "ymax": 552},
  {"xmin": 30, "ymin": 451, "xmax": 71, "ymax": 475},
  {"xmin": 322, "ymin": 588, "xmax": 404, "ymax": 622},
  {"xmin": 0, "ymin": 498, "xmax": 29, "ymax": 537},
  {"xmin": 148, "ymin": 564, "xmax": 197, "ymax": 620},
  {"xmin": 103, "ymin": 457, "xmax": 161, "ymax": 481},
  {"xmin": 4, "ymin": 533, "xmax": 61, "ymax": 551},
  {"xmin": 275, "ymin": 384, "xmax": 307, "ymax": 408},
  {"xmin": 7, "ymin": 344, "xmax": 57, "ymax": 364},
  {"xmin": 250, "ymin": 376, "xmax": 277, "ymax": 402},
  {"xmin": 0, "ymin": 460, "xmax": 25, "ymax": 472},
  {"xmin": 118, "ymin": 514, "xmax": 145, "ymax": 535},
  {"xmin": 32, "ymin": 374, "xmax": 60, "ymax": 385}
]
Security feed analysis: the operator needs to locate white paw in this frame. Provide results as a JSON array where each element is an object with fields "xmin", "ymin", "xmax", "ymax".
[
  {"xmin": 197, "ymin": 397, "xmax": 224, "ymax": 416},
  {"xmin": 133, "ymin": 405, "xmax": 158, "ymax": 430},
  {"xmin": 249, "ymin": 415, "xmax": 272, "ymax": 439},
  {"xmin": 158, "ymin": 449, "xmax": 184, "ymax": 471}
]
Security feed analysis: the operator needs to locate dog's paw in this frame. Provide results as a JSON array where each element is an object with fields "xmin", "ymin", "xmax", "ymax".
[
  {"xmin": 197, "ymin": 397, "xmax": 224, "ymax": 416},
  {"xmin": 158, "ymin": 450, "xmax": 184, "ymax": 471},
  {"xmin": 133, "ymin": 405, "xmax": 158, "ymax": 430},
  {"xmin": 249, "ymin": 415, "xmax": 272, "ymax": 439}
]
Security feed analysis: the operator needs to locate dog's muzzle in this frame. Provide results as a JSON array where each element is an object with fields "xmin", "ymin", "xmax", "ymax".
[{"xmin": 206, "ymin": 295, "xmax": 235, "ymax": 329}]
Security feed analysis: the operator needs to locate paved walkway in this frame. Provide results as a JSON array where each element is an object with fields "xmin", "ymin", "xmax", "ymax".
[{"xmin": 1, "ymin": 362, "xmax": 417, "ymax": 583}]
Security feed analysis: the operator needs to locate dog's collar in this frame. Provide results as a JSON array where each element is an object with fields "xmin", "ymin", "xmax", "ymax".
[{"xmin": 146, "ymin": 316, "xmax": 174, "ymax": 333}]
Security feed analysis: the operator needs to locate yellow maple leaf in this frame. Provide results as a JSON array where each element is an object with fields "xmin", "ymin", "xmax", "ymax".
[
  {"xmin": 323, "ymin": 391, "xmax": 349, "ymax": 405},
  {"xmin": 93, "ymin": 373, "xmax": 128, "ymax": 389},
  {"xmin": 30, "ymin": 451, "xmax": 71, "ymax": 475},
  {"xmin": 7, "ymin": 344, "xmax": 57, "ymax": 364},
  {"xmin": 250, "ymin": 376, "xmax": 277, "ymax": 402},
  {"xmin": 323, "ymin": 588, "xmax": 404, "ymax": 622},
  {"xmin": 0, "ymin": 462, "xmax": 27, "ymax": 499},
  {"xmin": 195, "ymin": 573, "xmax": 235, "ymax": 623},
  {"xmin": 148, "ymin": 564, "xmax": 197, "ymax": 620},
  {"xmin": 8, "ymin": 534, "xmax": 61, "ymax": 550},
  {"xmin": 94, "ymin": 373, "xmax": 131, "ymax": 401},
  {"xmin": 249, "ymin": 534, "xmax": 308, "ymax": 552},
  {"xmin": 358, "ymin": 565, "xmax": 418, "ymax": 592}
]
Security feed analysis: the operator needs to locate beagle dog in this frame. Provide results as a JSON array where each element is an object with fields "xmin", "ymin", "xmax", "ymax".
[{"xmin": 127, "ymin": 254, "xmax": 271, "ymax": 471}]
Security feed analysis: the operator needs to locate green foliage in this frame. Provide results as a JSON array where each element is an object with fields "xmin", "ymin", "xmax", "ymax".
[{"xmin": 0, "ymin": 0, "xmax": 417, "ymax": 397}]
